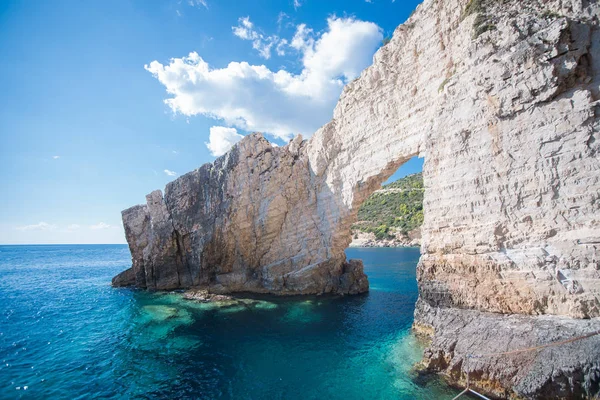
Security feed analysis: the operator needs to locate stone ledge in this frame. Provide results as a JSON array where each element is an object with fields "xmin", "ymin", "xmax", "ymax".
[{"xmin": 414, "ymin": 299, "xmax": 600, "ymax": 399}]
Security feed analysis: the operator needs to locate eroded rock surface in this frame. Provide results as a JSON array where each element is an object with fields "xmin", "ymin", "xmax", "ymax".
[
  {"xmin": 115, "ymin": 0, "xmax": 600, "ymax": 396},
  {"xmin": 414, "ymin": 299, "xmax": 600, "ymax": 399},
  {"xmin": 114, "ymin": 135, "xmax": 370, "ymax": 294}
]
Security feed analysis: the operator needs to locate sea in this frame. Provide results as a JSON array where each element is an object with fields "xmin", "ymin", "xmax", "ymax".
[{"xmin": 0, "ymin": 245, "xmax": 458, "ymax": 399}]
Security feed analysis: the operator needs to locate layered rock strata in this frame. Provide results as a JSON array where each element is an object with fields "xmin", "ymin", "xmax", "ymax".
[
  {"xmin": 114, "ymin": 0, "xmax": 600, "ymax": 396},
  {"xmin": 414, "ymin": 299, "xmax": 600, "ymax": 399},
  {"xmin": 113, "ymin": 135, "xmax": 370, "ymax": 295}
]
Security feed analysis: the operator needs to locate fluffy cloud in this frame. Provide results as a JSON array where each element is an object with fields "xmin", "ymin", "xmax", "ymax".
[
  {"xmin": 164, "ymin": 169, "xmax": 177, "ymax": 176},
  {"xmin": 145, "ymin": 17, "xmax": 382, "ymax": 141},
  {"xmin": 53, "ymin": 155, "xmax": 60, "ymax": 159},
  {"xmin": 290, "ymin": 23, "xmax": 313, "ymax": 51},
  {"xmin": 90, "ymin": 222, "xmax": 111, "ymax": 230},
  {"xmin": 232, "ymin": 17, "xmax": 279, "ymax": 59},
  {"xmin": 17, "ymin": 222, "xmax": 56, "ymax": 231},
  {"xmin": 206, "ymin": 126, "xmax": 244, "ymax": 156}
]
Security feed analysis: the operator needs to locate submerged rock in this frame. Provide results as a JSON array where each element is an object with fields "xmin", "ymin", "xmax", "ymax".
[
  {"xmin": 182, "ymin": 290, "xmax": 236, "ymax": 303},
  {"xmin": 139, "ymin": 305, "xmax": 193, "ymax": 325},
  {"xmin": 182, "ymin": 289, "xmax": 279, "ymax": 311}
]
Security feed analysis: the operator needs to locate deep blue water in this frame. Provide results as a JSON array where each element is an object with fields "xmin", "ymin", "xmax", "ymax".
[{"xmin": 0, "ymin": 245, "xmax": 457, "ymax": 399}]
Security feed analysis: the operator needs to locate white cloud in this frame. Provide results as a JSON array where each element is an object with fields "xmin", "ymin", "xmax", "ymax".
[
  {"xmin": 232, "ymin": 17, "xmax": 279, "ymax": 59},
  {"xmin": 290, "ymin": 23, "xmax": 313, "ymax": 51},
  {"xmin": 293, "ymin": 0, "xmax": 302, "ymax": 10},
  {"xmin": 188, "ymin": 0, "xmax": 207, "ymax": 8},
  {"xmin": 277, "ymin": 12, "xmax": 289, "ymax": 30},
  {"xmin": 205, "ymin": 126, "xmax": 244, "ymax": 156},
  {"xmin": 232, "ymin": 16, "xmax": 255, "ymax": 40},
  {"xmin": 164, "ymin": 169, "xmax": 177, "ymax": 176},
  {"xmin": 90, "ymin": 222, "xmax": 111, "ymax": 230},
  {"xmin": 67, "ymin": 224, "xmax": 80, "ymax": 230},
  {"xmin": 53, "ymin": 155, "xmax": 60, "ymax": 159},
  {"xmin": 276, "ymin": 39, "xmax": 288, "ymax": 56},
  {"xmin": 17, "ymin": 222, "xmax": 57, "ymax": 231},
  {"xmin": 146, "ymin": 17, "xmax": 382, "ymax": 140}
]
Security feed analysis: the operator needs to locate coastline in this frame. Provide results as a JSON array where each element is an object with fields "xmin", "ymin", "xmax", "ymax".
[{"xmin": 349, "ymin": 229, "xmax": 421, "ymax": 248}]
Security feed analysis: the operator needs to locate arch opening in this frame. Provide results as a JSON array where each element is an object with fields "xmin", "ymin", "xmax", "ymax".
[{"xmin": 348, "ymin": 156, "xmax": 424, "ymax": 249}]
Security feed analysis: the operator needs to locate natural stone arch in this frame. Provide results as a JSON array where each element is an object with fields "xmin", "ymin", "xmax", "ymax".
[{"xmin": 115, "ymin": 0, "xmax": 600, "ymax": 320}]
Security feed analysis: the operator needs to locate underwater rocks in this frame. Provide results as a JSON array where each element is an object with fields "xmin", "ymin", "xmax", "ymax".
[
  {"xmin": 182, "ymin": 290, "xmax": 236, "ymax": 303},
  {"xmin": 182, "ymin": 290, "xmax": 279, "ymax": 311}
]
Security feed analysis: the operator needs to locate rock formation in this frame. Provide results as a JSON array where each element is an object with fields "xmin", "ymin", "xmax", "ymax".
[
  {"xmin": 414, "ymin": 299, "xmax": 600, "ymax": 399},
  {"xmin": 114, "ymin": 0, "xmax": 600, "ymax": 396},
  {"xmin": 113, "ymin": 135, "xmax": 370, "ymax": 295}
]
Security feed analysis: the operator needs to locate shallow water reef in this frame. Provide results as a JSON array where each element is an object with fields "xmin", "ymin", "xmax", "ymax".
[
  {"xmin": 182, "ymin": 289, "xmax": 280, "ymax": 311},
  {"xmin": 114, "ymin": 0, "xmax": 600, "ymax": 397}
]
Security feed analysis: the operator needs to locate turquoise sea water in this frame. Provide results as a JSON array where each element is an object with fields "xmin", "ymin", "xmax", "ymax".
[{"xmin": 0, "ymin": 245, "xmax": 458, "ymax": 399}]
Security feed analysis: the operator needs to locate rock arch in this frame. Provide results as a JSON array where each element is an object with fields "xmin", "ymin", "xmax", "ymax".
[{"xmin": 115, "ymin": 0, "xmax": 599, "ymax": 321}]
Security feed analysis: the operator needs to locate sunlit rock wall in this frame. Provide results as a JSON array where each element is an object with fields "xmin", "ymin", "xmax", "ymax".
[{"xmin": 308, "ymin": 0, "xmax": 600, "ymax": 318}]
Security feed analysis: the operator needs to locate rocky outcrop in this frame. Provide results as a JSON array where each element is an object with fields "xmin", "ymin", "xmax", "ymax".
[
  {"xmin": 414, "ymin": 300, "xmax": 600, "ymax": 399},
  {"xmin": 116, "ymin": 0, "xmax": 600, "ymax": 313},
  {"xmin": 115, "ymin": 0, "xmax": 600, "ymax": 396},
  {"xmin": 113, "ymin": 135, "xmax": 370, "ymax": 294}
]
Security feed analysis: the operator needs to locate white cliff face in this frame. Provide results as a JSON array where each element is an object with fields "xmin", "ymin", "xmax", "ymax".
[{"xmin": 306, "ymin": 0, "xmax": 600, "ymax": 318}]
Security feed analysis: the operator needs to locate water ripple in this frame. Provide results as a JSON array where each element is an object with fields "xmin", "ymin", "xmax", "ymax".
[{"xmin": 0, "ymin": 245, "xmax": 457, "ymax": 399}]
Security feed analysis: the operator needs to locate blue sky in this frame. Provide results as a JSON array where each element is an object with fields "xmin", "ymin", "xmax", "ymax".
[{"xmin": 0, "ymin": 0, "xmax": 423, "ymax": 244}]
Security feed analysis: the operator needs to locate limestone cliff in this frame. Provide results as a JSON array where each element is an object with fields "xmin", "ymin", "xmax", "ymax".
[
  {"xmin": 113, "ymin": 135, "xmax": 369, "ymax": 295},
  {"xmin": 114, "ymin": 0, "xmax": 600, "ymax": 396}
]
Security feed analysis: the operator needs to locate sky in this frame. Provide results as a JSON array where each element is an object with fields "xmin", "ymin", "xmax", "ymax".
[{"xmin": 0, "ymin": 0, "xmax": 423, "ymax": 244}]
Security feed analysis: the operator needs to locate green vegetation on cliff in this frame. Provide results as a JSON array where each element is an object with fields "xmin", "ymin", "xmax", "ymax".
[{"xmin": 352, "ymin": 173, "xmax": 424, "ymax": 240}]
